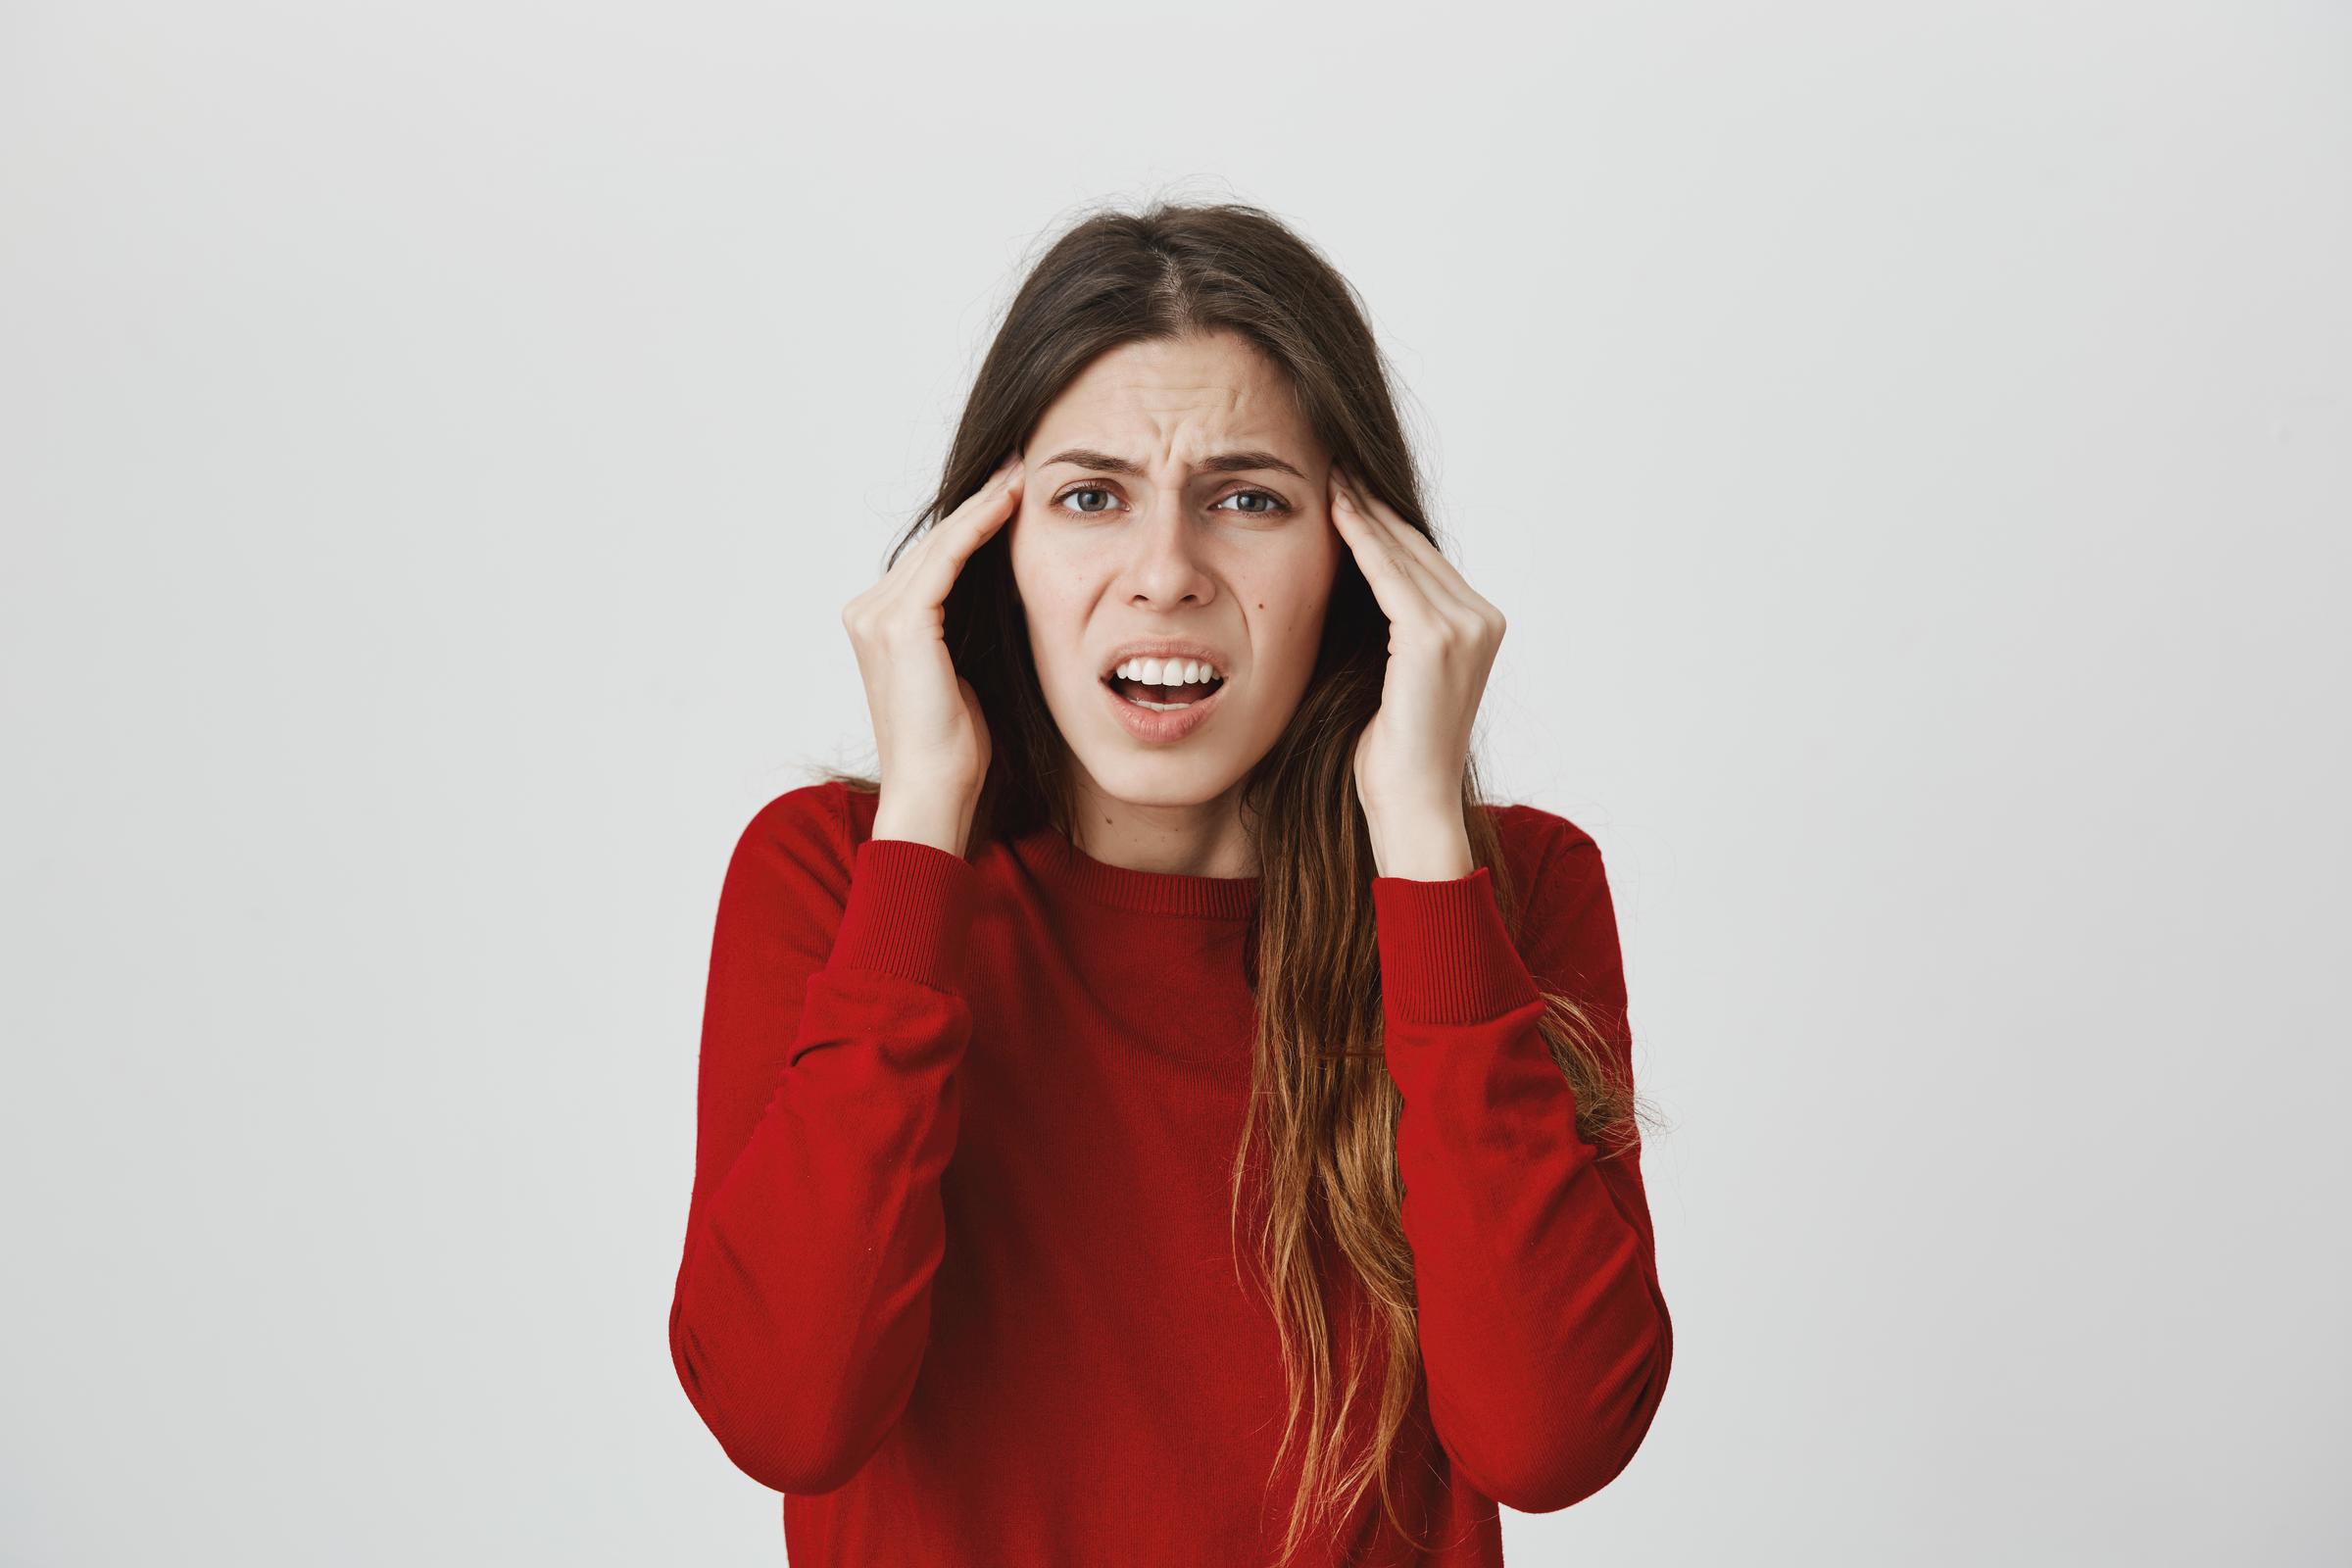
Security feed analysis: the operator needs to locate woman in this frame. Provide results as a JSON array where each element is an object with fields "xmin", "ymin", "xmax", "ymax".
[{"xmin": 668, "ymin": 200, "xmax": 1671, "ymax": 1566}]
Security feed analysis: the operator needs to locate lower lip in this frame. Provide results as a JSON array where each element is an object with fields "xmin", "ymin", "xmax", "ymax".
[{"xmin": 1099, "ymin": 676, "xmax": 1228, "ymax": 744}]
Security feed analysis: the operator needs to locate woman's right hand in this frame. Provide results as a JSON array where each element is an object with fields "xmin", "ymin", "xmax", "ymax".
[{"xmin": 840, "ymin": 451, "xmax": 1025, "ymax": 854}]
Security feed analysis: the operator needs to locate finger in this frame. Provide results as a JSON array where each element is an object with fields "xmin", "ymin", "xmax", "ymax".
[
  {"xmin": 923, "ymin": 457, "xmax": 1024, "ymax": 578},
  {"xmin": 895, "ymin": 460, "xmax": 1024, "ymax": 607},
  {"xmin": 1330, "ymin": 466, "xmax": 1445, "ymax": 623},
  {"xmin": 1333, "ymin": 466, "xmax": 1499, "ymax": 628},
  {"xmin": 936, "ymin": 457, "xmax": 1024, "ymax": 541},
  {"xmin": 1332, "ymin": 466, "xmax": 1484, "ymax": 613}
]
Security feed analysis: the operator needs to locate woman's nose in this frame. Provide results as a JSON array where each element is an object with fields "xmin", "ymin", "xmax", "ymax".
[{"xmin": 1115, "ymin": 493, "xmax": 1216, "ymax": 599}]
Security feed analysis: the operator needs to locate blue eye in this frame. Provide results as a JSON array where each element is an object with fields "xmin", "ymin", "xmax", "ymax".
[{"xmin": 1050, "ymin": 486, "xmax": 1295, "ymax": 518}]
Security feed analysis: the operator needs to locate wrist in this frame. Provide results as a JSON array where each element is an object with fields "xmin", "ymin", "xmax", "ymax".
[
  {"xmin": 1365, "ymin": 812, "xmax": 1473, "ymax": 880},
  {"xmin": 872, "ymin": 792, "xmax": 977, "ymax": 858}
]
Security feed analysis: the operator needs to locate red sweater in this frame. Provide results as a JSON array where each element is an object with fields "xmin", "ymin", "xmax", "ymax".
[{"xmin": 668, "ymin": 780, "xmax": 1671, "ymax": 1565}]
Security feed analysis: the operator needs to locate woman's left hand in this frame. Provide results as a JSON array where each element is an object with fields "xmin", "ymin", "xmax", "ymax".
[{"xmin": 1330, "ymin": 463, "xmax": 1506, "ymax": 879}]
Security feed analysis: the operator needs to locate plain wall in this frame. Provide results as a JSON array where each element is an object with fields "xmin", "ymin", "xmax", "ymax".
[{"xmin": 3, "ymin": 1, "xmax": 2345, "ymax": 1562}]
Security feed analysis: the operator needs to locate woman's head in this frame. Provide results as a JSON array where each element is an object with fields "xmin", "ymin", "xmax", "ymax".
[
  {"xmin": 899, "ymin": 198, "xmax": 1429, "ymax": 851},
  {"xmin": 1007, "ymin": 326, "xmax": 1339, "ymax": 817}
]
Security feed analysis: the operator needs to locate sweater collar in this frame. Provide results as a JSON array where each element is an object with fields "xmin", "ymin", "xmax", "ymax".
[{"xmin": 1010, "ymin": 822, "xmax": 1259, "ymax": 921}]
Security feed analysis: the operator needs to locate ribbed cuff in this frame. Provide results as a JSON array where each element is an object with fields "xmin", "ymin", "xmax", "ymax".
[
  {"xmin": 825, "ymin": 837, "xmax": 980, "ymax": 995},
  {"xmin": 1371, "ymin": 864, "xmax": 1544, "ymax": 1025}
]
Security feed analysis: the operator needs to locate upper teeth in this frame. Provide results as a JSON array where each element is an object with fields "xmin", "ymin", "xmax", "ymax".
[{"xmin": 1112, "ymin": 658, "xmax": 1222, "ymax": 686}]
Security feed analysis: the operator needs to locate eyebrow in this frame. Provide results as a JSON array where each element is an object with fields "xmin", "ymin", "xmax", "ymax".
[{"xmin": 1037, "ymin": 447, "xmax": 1308, "ymax": 480}]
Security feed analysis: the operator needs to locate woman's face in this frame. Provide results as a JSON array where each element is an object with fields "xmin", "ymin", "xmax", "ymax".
[{"xmin": 1008, "ymin": 328, "xmax": 1341, "ymax": 812}]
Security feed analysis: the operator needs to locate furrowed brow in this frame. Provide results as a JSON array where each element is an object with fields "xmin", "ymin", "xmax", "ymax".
[{"xmin": 1040, "ymin": 448, "xmax": 1306, "ymax": 480}]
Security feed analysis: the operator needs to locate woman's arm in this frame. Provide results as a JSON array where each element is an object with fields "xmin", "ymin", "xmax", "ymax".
[
  {"xmin": 668, "ymin": 781, "xmax": 978, "ymax": 1494},
  {"xmin": 1370, "ymin": 811, "xmax": 1673, "ymax": 1514}
]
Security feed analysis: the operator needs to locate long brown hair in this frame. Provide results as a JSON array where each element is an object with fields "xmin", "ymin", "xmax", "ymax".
[{"xmin": 815, "ymin": 197, "xmax": 1658, "ymax": 1563}]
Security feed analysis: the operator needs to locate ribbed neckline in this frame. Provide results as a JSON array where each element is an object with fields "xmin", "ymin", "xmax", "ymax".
[{"xmin": 1010, "ymin": 821, "xmax": 1260, "ymax": 921}]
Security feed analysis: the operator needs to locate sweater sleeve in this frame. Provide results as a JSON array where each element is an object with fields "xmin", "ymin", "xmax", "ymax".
[
  {"xmin": 667, "ymin": 783, "xmax": 980, "ymax": 1495},
  {"xmin": 1370, "ymin": 819, "xmax": 1672, "ymax": 1515}
]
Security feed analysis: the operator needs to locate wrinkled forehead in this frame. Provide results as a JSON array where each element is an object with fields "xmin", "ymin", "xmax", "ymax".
[{"xmin": 1027, "ymin": 333, "xmax": 1316, "ymax": 465}]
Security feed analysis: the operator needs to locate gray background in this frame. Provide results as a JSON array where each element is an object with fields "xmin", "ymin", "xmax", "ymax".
[{"xmin": 4, "ymin": 2, "xmax": 2345, "ymax": 1563}]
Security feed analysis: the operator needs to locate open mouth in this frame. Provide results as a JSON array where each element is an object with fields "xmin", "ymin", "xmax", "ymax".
[{"xmin": 1100, "ymin": 672, "xmax": 1228, "ymax": 711}]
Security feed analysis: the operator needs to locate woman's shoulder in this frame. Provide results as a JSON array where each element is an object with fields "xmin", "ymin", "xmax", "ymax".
[
  {"xmin": 719, "ymin": 777, "xmax": 870, "ymax": 906},
  {"xmin": 1479, "ymin": 798, "xmax": 1616, "ymax": 946},
  {"xmin": 1483, "ymin": 798, "xmax": 1603, "ymax": 870},
  {"xmin": 738, "ymin": 775, "xmax": 890, "ymax": 843}
]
